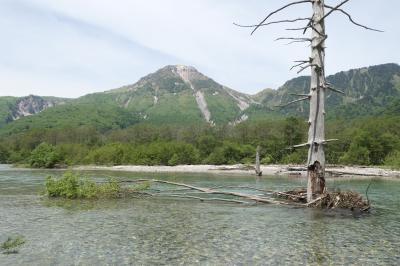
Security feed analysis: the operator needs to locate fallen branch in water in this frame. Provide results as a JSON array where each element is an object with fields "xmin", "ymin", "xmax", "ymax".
[
  {"xmin": 120, "ymin": 179, "xmax": 302, "ymax": 206},
  {"xmin": 210, "ymin": 165, "xmax": 256, "ymax": 171},
  {"xmin": 210, "ymin": 185, "xmax": 275, "ymax": 193},
  {"xmin": 114, "ymin": 179, "xmax": 370, "ymax": 211},
  {"xmin": 365, "ymin": 180, "xmax": 373, "ymax": 204},
  {"xmin": 158, "ymin": 194, "xmax": 250, "ymax": 204},
  {"xmin": 326, "ymin": 170, "xmax": 385, "ymax": 177},
  {"xmin": 306, "ymin": 194, "xmax": 328, "ymax": 207}
]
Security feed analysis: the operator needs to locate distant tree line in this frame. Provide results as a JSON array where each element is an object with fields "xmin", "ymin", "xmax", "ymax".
[{"xmin": 0, "ymin": 115, "xmax": 399, "ymax": 169}]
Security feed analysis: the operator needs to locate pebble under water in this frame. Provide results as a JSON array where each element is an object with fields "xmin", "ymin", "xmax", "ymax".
[{"xmin": 0, "ymin": 165, "xmax": 399, "ymax": 265}]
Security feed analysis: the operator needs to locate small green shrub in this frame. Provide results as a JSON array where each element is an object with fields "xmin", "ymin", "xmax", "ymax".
[
  {"xmin": 7, "ymin": 151, "xmax": 27, "ymax": 165},
  {"xmin": 205, "ymin": 141, "xmax": 254, "ymax": 165},
  {"xmin": 282, "ymin": 150, "xmax": 307, "ymax": 164},
  {"xmin": 84, "ymin": 143, "xmax": 127, "ymax": 166},
  {"xmin": 384, "ymin": 150, "xmax": 400, "ymax": 169},
  {"xmin": 0, "ymin": 144, "xmax": 9, "ymax": 163},
  {"xmin": 339, "ymin": 144, "xmax": 370, "ymax": 165},
  {"xmin": 168, "ymin": 154, "xmax": 180, "ymax": 166},
  {"xmin": 29, "ymin": 142, "xmax": 60, "ymax": 168},
  {"xmin": 56, "ymin": 144, "xmax": 90, "ymax": 165},
  {"xmin": 261, "ymin": 155, "xmax": 272, "ymax": 164},
  {"xmin": 1, "ymin": 236, "xmax": 25, "ymax": 254},
  {"xmin": 45, "ymin": 172, "xmax": 121, "ymax": 199}
]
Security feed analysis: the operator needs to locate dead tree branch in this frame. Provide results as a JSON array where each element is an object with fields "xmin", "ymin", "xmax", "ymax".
[
  {"xmin": 365, "ymin": 180, "xmax": 373, "ymax": 205},
  {"xmin": 285, "ymin": 26, "xmax": 309, "ymax": 31},
  {"xmin": 159, "ymin": 194, "xmax": 250, "ymax": 204},
  {"xmin": 292, "ymin": 142, "xmax": 310, "ymax": 148},
  {"xmin": 286, "ymin": 25, "xmax": 324, "ymax": 36},
  {"xmin": 320, "ymin": 0, "xmax": 351, "ymax": 21},
  {"xmin": 294, "ymin": 59, "xmax": 310, "ymax": 63},
  {"xmin": 321, "ymin": 139, "xmax": 339, "ymax": 144},
  {"xmin": 286, "ymin": 40, "xmax": 312, "ymax": 45},
  {"xmin": 275, "ymin": 96, "xmax": 310, "ymax": 108},
  {"xmin": 303, "ymin": 18, "xmax": 313, "ymax": 34},
  {"xmin": 288, "ymin": 139, "xmax": 338, "ymax": 150},
  {"xmin": 325, "ymin": 85, "xmax": 345, "ymax": 94},
  {"xmin": 290, "ymin": 61, "xmax": 309, "ymax": 70},
  {"xmin": 289, "ymin": 93, "xmax": 310, "ymax": 97},
  {"xmin": 324, "ymin": 4, "xmax": 383, "ymax": 32},
  {"xmin": 297, "ymin": 63, "xmax": 319, "ymax": 74},
  {"xmin": 233, "ymin": 18, "xmax": 310, "ymax": 28},
  {"xmin": 275, "ymin": 37, "xmax": 312, "ymax": 42},
  {"xmin": 130, "ymin": 179, "xmax": 300, "ymax": 205},
  {"xmin": 210, "ymin": 185, "xmax": 275, "ymax": 194},
  {"xmin": 251, "ymin": 0, "xmax": 313, "ymax": 34}
]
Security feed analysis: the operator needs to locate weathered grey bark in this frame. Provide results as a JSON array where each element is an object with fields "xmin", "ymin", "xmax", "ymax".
[
  {"xmin": 237, "ymin": 0, "xmax": 382, "ymax": 203},
  {"xmin": 306, "ymin": 0, "xmax": 327, "ymax": 202},
  {"xmin": 255, "ymin": 145, "xmax": 262, "ymax": 176}
]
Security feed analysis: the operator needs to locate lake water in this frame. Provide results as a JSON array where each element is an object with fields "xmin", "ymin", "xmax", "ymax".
[{"xmin": 0, "ymin": 164, "xmax": 399, "ymax": 265}]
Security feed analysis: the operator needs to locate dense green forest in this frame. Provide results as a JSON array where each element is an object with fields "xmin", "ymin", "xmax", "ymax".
[
  {"xmin": 0, "ymin": 63, "xmax": 399, "ymax": 168},
  {"xmin": 0, "ymin": 114, "xmax": 399, "ymax": 169}
]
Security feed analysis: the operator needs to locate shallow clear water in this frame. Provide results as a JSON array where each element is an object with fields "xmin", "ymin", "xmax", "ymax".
[{"xmin": 0, "ymin": 165, "xmax": 399, "ymax": 265}]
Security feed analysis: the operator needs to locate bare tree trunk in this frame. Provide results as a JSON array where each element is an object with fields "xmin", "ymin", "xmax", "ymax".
[
  {"xmin": 237, "ymin": 0, "xmax": 382, "ymax": 203},
  {"xmin": 255, "ymin": 145, "xmax": 262, "ymax": 176},
  {"xmin": 307, "ymin": 0, "xmax": 327, "ymax": 202}
]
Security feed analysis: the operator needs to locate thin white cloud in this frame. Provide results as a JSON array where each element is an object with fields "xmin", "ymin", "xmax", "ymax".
[{"xmin": 1, "ymin": 0, "xmax": 399, "ymax": 97}]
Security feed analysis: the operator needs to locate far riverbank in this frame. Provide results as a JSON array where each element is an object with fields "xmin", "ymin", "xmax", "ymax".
[{"xmin": 72, "ymin": 164, "xmax": 400, "ymax": 178}]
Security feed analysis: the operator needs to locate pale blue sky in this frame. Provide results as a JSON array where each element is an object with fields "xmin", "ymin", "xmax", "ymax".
[{"xmin": 0, "ymin": 0, "xmax": 399, "ymax": 98}]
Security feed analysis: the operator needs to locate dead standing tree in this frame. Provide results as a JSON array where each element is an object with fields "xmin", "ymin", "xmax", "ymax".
[
  {"xmin": 236, "ymin": 0, "xmax": 382, "ymax": 202},
  {"xmin": 255, "ymin": 145, "xmax": 262, "ymax": 176}
]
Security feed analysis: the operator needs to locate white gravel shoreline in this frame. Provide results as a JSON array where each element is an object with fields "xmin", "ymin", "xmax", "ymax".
[{"xmin": 72, "ymin": 164, "xmax": 400, "ymax": 178}]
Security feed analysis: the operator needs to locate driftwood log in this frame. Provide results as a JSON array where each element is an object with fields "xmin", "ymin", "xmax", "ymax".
[
  {"xmin": 129, "ymin": 179, "xmax": 295, "ymax": 205},
  {"xmin": 118, "ymin": 179, "xmax": 370, "ymax": 211},
  {"xmin": 285, "ymin": 166, "xmax": 387, "ymax": 177}
]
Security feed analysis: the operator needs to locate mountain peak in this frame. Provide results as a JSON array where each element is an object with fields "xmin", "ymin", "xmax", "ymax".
[
  {"xmin": 173, "ymin": 65, "xmax": 198, "ymax": 83},
  {"xmin": 174, "ymin": 65, "xmax": 197, "ymax": 71},
  {"xmin": 159, "ymin": 65, "xmax": 199, "ymax": 82},
  {"xmin": 158, "ymin": 65, "xmax": 198, "ymax": 73},
  {"xmin": 154, "ymin": 64, "xmax": 206, "ymax": 84}
]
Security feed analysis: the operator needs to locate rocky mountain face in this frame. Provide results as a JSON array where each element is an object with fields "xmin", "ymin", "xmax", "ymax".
[
  {"xmin": 0, "ymin": 95, "xmax": 68, "ymax": 127},
  {"xmin": 84, "ymin": 65, "xmax": 256, "ymax": 125},
  {"xmin": 256, "ymin": 63, "xmax": 400, "ymax": 118},
  {"xmin": 8, "ymin": 95, "xmax": 63, "ymax": 121},
  {"xmin": 0, "ymin": 63, "xmax": 399, "ymax": 134}
]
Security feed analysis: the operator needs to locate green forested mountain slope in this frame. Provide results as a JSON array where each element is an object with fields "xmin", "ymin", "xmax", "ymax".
[
  {"xmin": 0, "ymin": 63, "xmax": 399, "ymax": 136},
  {"xmin": 0, "ymin": 65, "xmax": 256, "ymax": 134},
  {"xmin": 99, "ymin": 65, "xmax": 254, "ymax": 124},
  {"xmin": 0, "ymin": 102, "xmax": 140, "ymax": 135},
  {"xmin": 1, "ymin": 64, "xmax": 400, "ymax": 168},
  {"xmin": 255, "ymin": 63, "xmax": 400, "ymax": 118}
]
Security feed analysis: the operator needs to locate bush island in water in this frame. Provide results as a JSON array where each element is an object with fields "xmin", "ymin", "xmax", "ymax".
[{"xmin": 45, "ymin": 172, "xmax": 121, "ymax": 199}]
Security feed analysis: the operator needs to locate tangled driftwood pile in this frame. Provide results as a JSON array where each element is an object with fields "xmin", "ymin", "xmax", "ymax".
[
  {"xmin": 307, "ymin": 191, "xmax": 370, "ymax": 211},
  {"xmin": 117, "ymin": 179, "xmax": 370, "ymax": 212},
  {"xmin": 274, "ymin": 187, "xmax": 370, "ymax": 211},
  {"xmin": 274, "ymin": 188, "xmax": 307, "ymax": 203}
]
